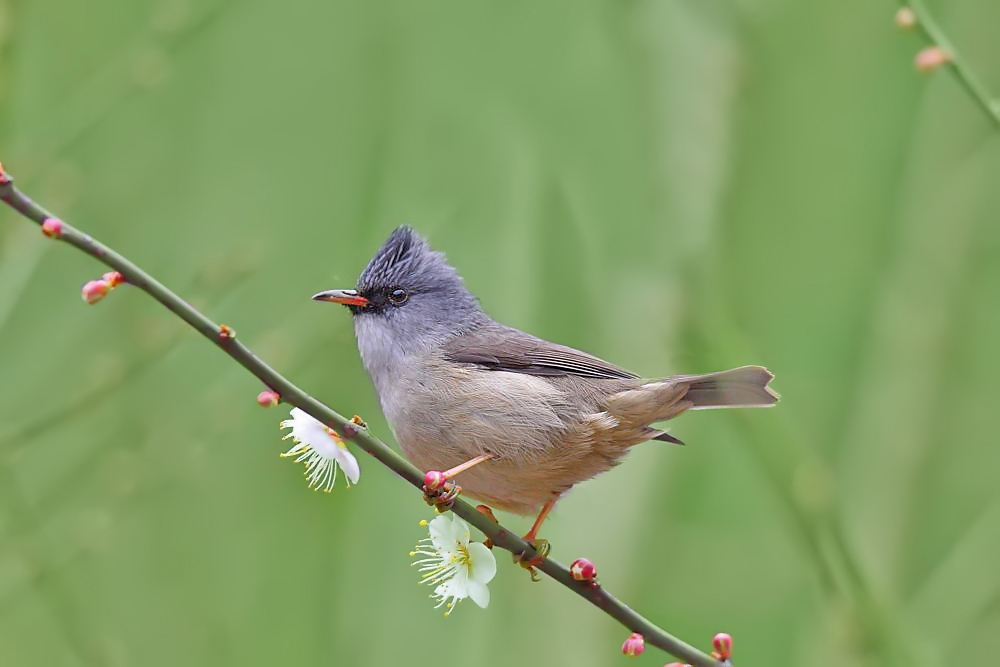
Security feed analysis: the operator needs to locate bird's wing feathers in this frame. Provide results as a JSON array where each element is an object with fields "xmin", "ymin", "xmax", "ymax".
[{"xmin": 443, "ymin": 325, "xmax": 638, "ymax": 380}]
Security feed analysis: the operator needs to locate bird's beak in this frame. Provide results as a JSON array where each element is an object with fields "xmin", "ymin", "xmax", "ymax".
[{"xmin": 311, "ymin": 289, "xmax": 369, "ymax": 307}]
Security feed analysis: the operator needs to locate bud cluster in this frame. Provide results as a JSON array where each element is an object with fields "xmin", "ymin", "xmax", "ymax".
[{"xmin": 81, "ymin": 271, "xmax": 125, "ymax": 304}]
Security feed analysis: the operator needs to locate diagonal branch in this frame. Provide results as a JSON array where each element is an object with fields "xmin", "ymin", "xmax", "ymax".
[
  {"xmin": 0, "ymin": 165, "xmax": 725, "ymax": 667},
  {"xmin": 900, "ymin": 0, "xmax": 1000, "ymax": 128}
]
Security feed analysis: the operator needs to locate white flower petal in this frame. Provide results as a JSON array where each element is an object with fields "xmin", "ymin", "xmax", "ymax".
[
  {"xmin": 335, "ymin": 446, "xmax": 361, "ymax": 485},
  {"xmin": 412, "ymin": 513, "xmax": 495, "ymax": 614},
  {"xmin": 467, "ymin": 580, "xmax": 490, "ymax": 608},
  {"xmin": 466, "ymin": 542, "xmax": 497, "ymax": 584},
  {"xmin": 279, "ymin": 407, "xmax": 360, "ymax": 490},
  {"xmin": 288, "ymin": 408, "xmax": 337, "ymax": 454},
  {"xmin": 428, "ymin": 514, "xmax": 464, "ymax": 551}
]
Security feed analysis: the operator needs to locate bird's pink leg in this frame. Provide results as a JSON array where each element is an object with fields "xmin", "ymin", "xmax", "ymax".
[
  {"xmin": 422, "ymin": 453, "xmax": 495, "ymax": 508},
  {"xmin": 523, "ymin": 497, "xmax": 558, "ymax": 544},
  {"xmin": 515, "ymin": 496, "xmax": 557, "ymax": 575}
]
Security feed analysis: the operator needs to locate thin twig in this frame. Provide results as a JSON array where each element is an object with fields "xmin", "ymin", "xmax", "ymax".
[
  {"xmin": 0, "ymin": 167, "xmax": 724, "ymax": 667},
  {"xmin": 900, "ymin": 0, "xmax": 1000, "ymax": 128}
]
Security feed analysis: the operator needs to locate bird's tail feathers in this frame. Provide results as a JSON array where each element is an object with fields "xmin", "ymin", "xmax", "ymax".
[{"xmin": 670, "ymin": 365, "xmax": 779, "ymax": 410}]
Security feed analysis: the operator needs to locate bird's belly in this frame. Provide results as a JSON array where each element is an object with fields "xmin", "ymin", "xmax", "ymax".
[{"xmin": 386, "ymin": 365, "xmax": 635, "ymax": 514}]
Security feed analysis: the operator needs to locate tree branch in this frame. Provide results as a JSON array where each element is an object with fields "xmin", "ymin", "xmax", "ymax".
[
  {"xmin": 900, "ymin": 0, "xmax": 1000, "ymax": 128},
  {"xmin": 0, "ymin": 165, "xmax": 725, "ymax": 667}
]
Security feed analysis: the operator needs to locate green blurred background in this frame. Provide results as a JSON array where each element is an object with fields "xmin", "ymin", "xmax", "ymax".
[{"xmin": 2, "ymin": 0, "xmax": 999, "ymax": 665}]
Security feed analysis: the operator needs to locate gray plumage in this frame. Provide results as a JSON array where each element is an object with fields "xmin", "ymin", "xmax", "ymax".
[{"xmin": 321, "ymin": 227, "xmax": 778, "ymax": 515}]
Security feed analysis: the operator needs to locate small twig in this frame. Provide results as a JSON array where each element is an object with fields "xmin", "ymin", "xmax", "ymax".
[
  {"xmin": 0, "ymin": 166, "xmax": 723, "ymax": 667},
  {"xmin": 899, "ymin": 0, "xmax": 1000, "ymax": 128}
]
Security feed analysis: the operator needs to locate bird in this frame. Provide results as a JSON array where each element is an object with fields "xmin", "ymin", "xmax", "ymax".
[{"xmin": 313, "ymin": 226, "xmax": 778, "ymax": 547}]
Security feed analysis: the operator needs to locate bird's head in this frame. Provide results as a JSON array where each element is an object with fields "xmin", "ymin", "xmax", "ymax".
[{"xmin": 313, "ymin": 226, "xmax": 486, "ymax": 355}]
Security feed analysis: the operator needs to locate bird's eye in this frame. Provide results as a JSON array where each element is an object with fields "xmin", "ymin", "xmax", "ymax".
[{"xmin": 388, "ymin": 288, "xmax": 409, "ymax": 305}]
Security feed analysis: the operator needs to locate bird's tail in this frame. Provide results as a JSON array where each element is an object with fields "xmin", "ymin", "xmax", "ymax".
[
  {"xmin": 603, "ymin": 365, "xmax": 778, "ymax": 437},
  {"xmin": 669, "ymin": 365, "xmax": 779, "ymax": 409}
]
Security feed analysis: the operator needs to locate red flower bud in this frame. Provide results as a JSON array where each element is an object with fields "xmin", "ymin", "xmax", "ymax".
[
  {"xmin": 81, "ymin": 279, "xmax": 111, "ymax": 304},
  {"xmin": 621, "ymin": 632, "xmax": 645, "ymax": 657},
  {"xmin": 712, "ymin": 632, "xmax": 732, "ymax": 660},
  {"xmin": 915, "ymin": 46, "xmax": 949, "ymax": 73},
  {"xmin": 102, "ymin": 271, "xmax": 124, "ymax": 287},
  {"xmin": 569, "ymin": 558, "xmax": 597, "ymax": 582},
  {"xmin": 256, "ymin": 390, "xmax": 280, "ymax": 407},
  {"xmin": 423, "ymin": 470, "xmax": 446, "ymax": 490},
  {"xmin": 0, "ymin": 162, "xmax": 10, "ymax": 185},
  {"xmin": 41, "ymin": 218, "xmax": 64, "ymax": 238}
]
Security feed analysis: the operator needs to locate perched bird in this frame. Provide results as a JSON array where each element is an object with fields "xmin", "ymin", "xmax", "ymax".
[{"xmin": 314, "ymin": 227, "xmax": 777, "ymax": 544}]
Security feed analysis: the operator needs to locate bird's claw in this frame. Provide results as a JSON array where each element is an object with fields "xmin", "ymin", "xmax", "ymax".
[
  {"xmin": 422, "ymin": 480, "xmax": 461, "ymax": 510},
  {"xmin": 513, "ymin": 538, "xmax": 550, "ymax": 581}
]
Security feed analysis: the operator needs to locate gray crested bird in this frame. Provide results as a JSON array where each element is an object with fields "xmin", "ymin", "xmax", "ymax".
[{"xmin": 313, "ymin": 227, "xmax": 778, "ymax": 545}]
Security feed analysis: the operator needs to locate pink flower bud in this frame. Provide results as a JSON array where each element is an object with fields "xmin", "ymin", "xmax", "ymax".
[
  {"xmin": 102, "ymin": 271, "xmax": 124, "ymax": 287},
  {"xmin": 0, "ymin": 162, "xmax": 10, "ymax": 185},
  {"xmin": 621, "ymin": 632, "xmax": 645, "ymax": 657},
  {"xmin": 256, "ymin": 390, "xmax": 280, "ymax": 407},
  {"xmin": 712, "ymin": 633, "xmax": 732, "ymax": 660},
  {"xmin": 423, "ymin": 470, "xmax": 446, "ymax": 490},
  {"xmin": 894, "ymin": 7, "xmax": 916, "ymax": 29},
  {"xmin": 569, "ymin": 558, "xmax": 597, "ymax": 582},
  {"xmin": 665, "ymin": 663, "xmax": 692, "ymax": 667},
  {"xmin": 41, "ymin": 218, "xmax": 64, "ymax": 238},
  {"xmin": 915, "ymin": 46, "xmax": 949, "ymax": 73},
  {"xmin": 81, "ymin": 279, "xmax": 111, "ymax": 304}
]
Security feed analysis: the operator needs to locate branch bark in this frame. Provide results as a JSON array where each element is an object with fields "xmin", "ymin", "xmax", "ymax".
[{"xmin": 1, "ymin": 166, "xmax": 725, "ymax": 667}]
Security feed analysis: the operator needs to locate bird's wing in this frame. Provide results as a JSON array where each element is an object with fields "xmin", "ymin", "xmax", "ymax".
[{"xmin": 443, "ymin": 325, "xmax": 638, "ymax": 380}]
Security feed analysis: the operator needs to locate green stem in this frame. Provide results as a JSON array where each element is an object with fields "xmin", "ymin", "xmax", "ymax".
[
  {"xmin": 901, "ymin": 0, "xmax": 1000, "ymax": 128},
  {"xmin": 0, "ymin": 171, "xmax": 724, "ymax": 667}
]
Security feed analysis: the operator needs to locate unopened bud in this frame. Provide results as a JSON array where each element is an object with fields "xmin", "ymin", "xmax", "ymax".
[
  {"xmin": 102, "ymin": 271, "xmax": 124, "ymax": 287},
  {"xmin": 218, "ymin": 323, "xmax": 236, "ymax": 339},
  {"xmin": 621, "ymin": 632, "xmax": 645, "ymax": 657},
  {"xmin": 423, "ymin": 470, "xmax": 446, "ymax": 490},
  {"xmin": 569, "ymin": 557, "xmax": 597, "ymax": 582},
  {"xmin": 894, "ymin": 7, "xmax": 916, "ymax": 29},
  {"xmin": 41, "ymin": 218, "xmax": 64, "ymax": 238},
  {"xmin": 81, "ymin": 279, "xmax": 111, "ymax": 304},
  {"xmin": 915, "ymin": 46, "xmax": 950, "ymax": 73},
  {"xmin": 665, "ymin": 663, "xmax": 692, "ymax": 667},
  {"xmin": 0, "ymin": 162, "xmax": 10, "ymax": 185},
  {"xmin": 256, "ymin": 390, "xmax": 280, "ymax": 407},
  {"xmin": 712, "ymin": 632, "xmax": 733, "ymax": 660}
]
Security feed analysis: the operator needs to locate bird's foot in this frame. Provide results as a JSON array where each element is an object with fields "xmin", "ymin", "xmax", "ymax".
[
  {"xmin": 513, "ymin": 538, "xmax": 550, "ymax": 581},
  {"xmin": 420, "ymin": 455, "xmax": 496, "ymax": 511},
  {"xmin": 422, "ymin": 478, "xmax": 461, "ymax": 510}
]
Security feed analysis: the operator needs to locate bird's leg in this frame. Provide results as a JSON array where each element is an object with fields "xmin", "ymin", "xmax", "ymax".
[
  {"xmin": 475, "ymin": 505, "xmax": 499, "ymax": 549},
  {"xmin": 523, "ymin": 497, "xmax": 557, "ymax": 543},
  {"xmin": 422, "ymin": 453, "xmax": 495, "ymax": 509},
  {"xmin": 514, "ymin": 496, "xmax": 558, "ymax": 576}
]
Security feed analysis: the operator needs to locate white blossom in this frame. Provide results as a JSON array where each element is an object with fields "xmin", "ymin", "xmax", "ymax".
[{"xmin": 279, "ymin": 407, "xmax": 360, "ymax": 490}]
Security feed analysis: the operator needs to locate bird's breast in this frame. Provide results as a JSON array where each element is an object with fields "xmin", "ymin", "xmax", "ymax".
[{"xmin": 387, "ymin": 356, "xmax": 572, "ymax": 463}]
